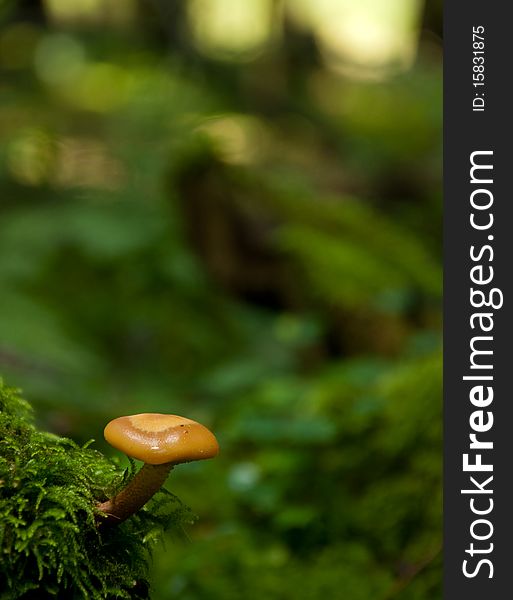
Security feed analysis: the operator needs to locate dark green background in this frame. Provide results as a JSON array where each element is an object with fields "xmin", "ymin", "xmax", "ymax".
[{"xmin": 0, "ymin": 2, "xmax": 442, "ymax": 598}]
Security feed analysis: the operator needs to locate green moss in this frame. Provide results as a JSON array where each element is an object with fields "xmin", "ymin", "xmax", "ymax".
[{"xmin": 0, "ymin": 381, "xmax": 194, "ymax": 599}]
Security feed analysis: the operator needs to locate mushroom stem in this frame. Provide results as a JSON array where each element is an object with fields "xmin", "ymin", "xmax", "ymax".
[{"xmin": 97, "ymin": 462, "xmax": 173, "ymax": 525}]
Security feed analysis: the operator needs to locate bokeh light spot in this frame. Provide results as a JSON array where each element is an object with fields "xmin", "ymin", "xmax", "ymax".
[
  {"xmin": 34, "ymin": 33, "xmax": 85, "ymax": 85},
  {"xmin": 187, "ymin": 0, "xmax": 277, "ymax": 61},
  {"xmin": 7, "ymin": 128, "xmax": 56, "ymax": 186}
]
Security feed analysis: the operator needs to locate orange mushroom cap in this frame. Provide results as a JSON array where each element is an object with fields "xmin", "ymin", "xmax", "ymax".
[{"xmin": 104, "ymin": 413, "xmax": 219, "ymax": 465}]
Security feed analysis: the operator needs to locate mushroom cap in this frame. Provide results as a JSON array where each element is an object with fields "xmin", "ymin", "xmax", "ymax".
[{"xmin": 104, "ymin": 413, "xmax": 219, "ymax": 465}]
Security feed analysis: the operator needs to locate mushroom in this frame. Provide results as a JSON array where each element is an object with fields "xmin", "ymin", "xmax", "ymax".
[{"xmin": 97, "ymin": 413, "xmax": 219, "ymax": 524}]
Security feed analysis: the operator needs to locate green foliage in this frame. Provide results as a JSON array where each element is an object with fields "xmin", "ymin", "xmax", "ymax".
[
  {"xmin": 0, "ymin": 381, "xmax": 193, "ymax": 600},
  {"xmin": 0, "ymin": 3, "xmax": 442, "ymax": 598},
  {"xmin": 151, "ymin": 351, "xmax": 441, "ymax": 599},
  {"xmin": 229, "ymin": 170, "xmax": 441, "ymax": 308}
]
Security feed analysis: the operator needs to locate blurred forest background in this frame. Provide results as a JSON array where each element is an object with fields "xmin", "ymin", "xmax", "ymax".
[{"xmin": 0, "ymin": 0, "xmax": 442, "ymax": 598}]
